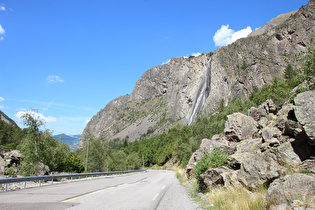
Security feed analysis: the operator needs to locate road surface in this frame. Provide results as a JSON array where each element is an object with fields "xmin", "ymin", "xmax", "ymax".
[{"xmin": 0, "ymin": 170, "xmax": 200, "ymax": 210}]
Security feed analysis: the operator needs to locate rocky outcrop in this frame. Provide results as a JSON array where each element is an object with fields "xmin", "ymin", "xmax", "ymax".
[
  {"xmin": 294, "ymin": 91, "xmax": 315, "ymax": 145},
  {"xmin": 187, "ymin": 90, "xmax": 315, "ymax": 206},
  {"xmin": 80, "ymin": 0, "xmax": 315, "ymax": 146},
  {"xmin": 224, "ymin": 113, "xmax": 259, "ymax": 142},
  {"xmin": 199, "ymin": 166, "xmax": 241, "ymax": 191},
  {"xmin": 237, "ymin": 142, "xmax": 301, "ymax": 189},
  {"xmin": 266, "ymin": 173, "xmax": 315, "ymax": 207},
  {"xmin": 0, "ymin": 150, "xmax": 22, "ymax": 175}
]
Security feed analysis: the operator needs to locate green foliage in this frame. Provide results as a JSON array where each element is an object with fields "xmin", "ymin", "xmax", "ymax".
[
  {"xmin": 194, "ymin": 149, "xmax": 229, "ymax": 184},
  {"xmin": 249, "ymin": 78, "xmax": 292, "ymax": 105},
  {"xmin": 19, "ymin": 162, "xmax": 39, "ymax": 176},
  {"xmin": 66, "ymin": 152, "xmax": 85, "ymax": 173},
  {"xmin": 5, "ymin": 167, "xmax": 18, "ymax": 178},
  {"xmin": 82, "ymin": 136, "xmax": 107, "ymax": 172},
  {"xmin": 241, "ymin": 60, "xmax": 249, "ymax": 71},
  {"xmin": 295, "ymin": 45, "xmax": 315, "ymax": 89},
  {"xmin": 18, "ymin": 109, "xmax": 83, "ymax": 175},
  {"xmin": 0, "ymin": 119, "xmax": 26, "ymax": 151}
]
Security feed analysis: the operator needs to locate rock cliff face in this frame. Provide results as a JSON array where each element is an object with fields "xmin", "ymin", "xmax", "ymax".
[{"xmin": 79, "ymin": 0, "xmax": 315, "ymax": 147}]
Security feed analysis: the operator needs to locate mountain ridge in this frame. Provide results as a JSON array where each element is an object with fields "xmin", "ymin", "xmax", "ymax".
[
  {"xmin": 79, "ymin": 0, "xmax": 315, "ymax": 148},
  {"xmin": 54, "ymin": 134, "xmax": 81, "ymax": 150}
]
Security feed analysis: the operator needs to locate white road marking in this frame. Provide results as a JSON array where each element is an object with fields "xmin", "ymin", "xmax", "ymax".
[{"xmin": 153, "ymin": 193, "xmax": 159, "ymax": 200}]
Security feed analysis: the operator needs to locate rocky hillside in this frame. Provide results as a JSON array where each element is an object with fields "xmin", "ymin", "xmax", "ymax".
[
  {"xmin": 186, "ymin": 90, "xmax": 315, "ymax": 208},
  {"xmin": 0, "ymin": 110, "xmax": 18, "ymax": 127},
  {"xmin": 79, "ymin": 0, "xmax": 315, "ymax": 147}
]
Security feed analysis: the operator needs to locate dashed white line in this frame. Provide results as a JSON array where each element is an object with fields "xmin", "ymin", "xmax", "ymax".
[{"xmin": 153, "ymin": 193, "xmax": 159, "ymax": 200}]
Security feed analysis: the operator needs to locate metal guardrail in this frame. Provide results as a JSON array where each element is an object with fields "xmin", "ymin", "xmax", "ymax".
[{"xmin": 0, "ymin": 169, "xmax": 146, "ymax": 191}]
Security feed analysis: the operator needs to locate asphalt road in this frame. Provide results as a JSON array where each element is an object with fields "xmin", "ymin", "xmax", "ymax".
[{"xmin": 0, "ymin": 170, "xmax": 200, "ymax": 210}]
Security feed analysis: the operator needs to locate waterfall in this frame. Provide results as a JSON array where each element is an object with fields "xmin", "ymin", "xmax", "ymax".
[{"xmin": 188, "ymin": 57, "xmax": 211, "ymax": 125}]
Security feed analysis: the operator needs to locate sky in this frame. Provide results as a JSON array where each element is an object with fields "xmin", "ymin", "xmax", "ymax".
[{"xmin": 0, "ymin": 0, "xmax": 309, "ymax": 135}]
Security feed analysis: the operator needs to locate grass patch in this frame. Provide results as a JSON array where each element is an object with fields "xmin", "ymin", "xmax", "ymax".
[{"xmin": 206, "ymin": 187, "xmax": 267, "ymax": 210}]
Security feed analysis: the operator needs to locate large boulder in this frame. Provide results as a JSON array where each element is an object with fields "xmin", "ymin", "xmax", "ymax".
[
  {"xmin": 294, "ymin": 91, "xmax": 315, "ymax": 145},
  {"xmin": 237, "ymin": 142, "xmax": 301, "ymax": 189},
  {"xmin": 199, "ymin": 166, "xmax": 241, "ymax": 191},
  {"xmin": 266, "ymin": 173, "xmax": 315, "ymax": 206},
  {"xmin": 224, "ymin": 113, "xmax": 259, "ymax": 142}
]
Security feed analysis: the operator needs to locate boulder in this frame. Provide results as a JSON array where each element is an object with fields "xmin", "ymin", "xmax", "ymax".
[
  {"xmin": 266, "ymin": 173, "xmax": 315, "ymax": 206},
  {"xmin": 273, "ymin": 102, "xmax": 295, "ymax": 133},
  {"xmin": 260, "ymin": 138, "xmax": 281, "ymax": 152},
  {"xmin": 235, "ymin": 138, "xmax": 262, "ymax": 153},
  {"xmin": 0, "ymin": 150, "xmax": 22, "ymax": 175},
  {"xmin": 237, "ymin": 142, "xmax": 301, "ymax": 189},
  {"xmin": 186, "ymin": 136, "xmax": 236, "ymax": 178},
  {"xmin": 301, "ymin": 159, "xmax": 315, "ymax": 174},
  {"xmin": 199, "ymin": 166, "xmax": 241, "ymax": 191},
  {"xmin": 262, "ymin": 126, "xmax": 282, "ymax": 141},
  {"xmin": 37, "ymin": 162, "xmax": 50, "ymax": 176},
  {"xmin": 248, "ymin": 99, "xmax": 277, "ymax": 122},
  {"xmin": 294, "ymin": 91, "xmax": 315, "ymax": 145},
  {"xmin": 224, "ymin": 113, "xmax": 259, "ymax": 142},
  {"xmin": 227, "ymin": 152, "xmax": 252, "ymax": 170}
]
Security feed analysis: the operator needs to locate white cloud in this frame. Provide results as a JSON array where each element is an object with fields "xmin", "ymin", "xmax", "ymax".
[
  {"xmin": 14, "ymin": 110, "xmax": 58, "ymax": 123},
  {"xmin": 0, "ymin": 105, "xmax": 4, "ymax": 109},
  {"xmin": 0, "ymin": 24, "xmax": 5, "ymax": 35},
  {"xmin": 191, "ymin": 52, "xmax": 201, "ymax": 57},
  {"xmin": 0, "ymin": 24, "xmax": 5, "ymax": 40},
  {"xmin": 0, "ymin": 97, "xmax": 4, "ymax": 102},
  {"xmin": 0, "ymin": 6, "xmax": 5, "ymax": 11},
  {"xmin": 162, "ymin": 59, "xmax": 171, "ymax": 65},
  {"xmin": 47, "ymin": 75, "xmax": 64, "ymax": 83},
  {"xmin": 213, "ymin": 25, "xmax": 252, "ymax": 47}
]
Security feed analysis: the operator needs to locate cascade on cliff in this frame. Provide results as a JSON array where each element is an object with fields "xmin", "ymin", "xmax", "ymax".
[
  {"xmin": 188, "ymin": 57, "xmax": 211, "ymax": 125},
  {"xmin": 79, "ymin": 0, "xmax": 315, "ymax": 147}
]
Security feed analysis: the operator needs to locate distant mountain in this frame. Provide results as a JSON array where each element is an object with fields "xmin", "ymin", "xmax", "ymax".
[{"xmin": 54, "ymin": 134, "xmax": 81, "ymax": 150}]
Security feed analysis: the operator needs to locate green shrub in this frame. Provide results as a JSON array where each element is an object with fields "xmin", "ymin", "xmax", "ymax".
[
  {"xmin": 5, "ymin": 167, "xmax": 17, "ymax": 178},
  {"xmin": 194, "ymin": 148, "xmax": 229, "ymax": 184}
]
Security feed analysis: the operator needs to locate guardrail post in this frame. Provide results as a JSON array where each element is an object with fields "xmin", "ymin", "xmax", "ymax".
[
  {"xmin": 39, "ymin": 180, "xmax": 41, "ymax": 187},
  {"xmin": 4, "ymin": 183, "xmax": 7, "ymax": 191},
  {"xmin": 24, "ymin": 182, "xmax": 26, "ymax": 189},
  {"xmin": 51, "ymin": 179, "xmax": 53, "ymax": 185}
]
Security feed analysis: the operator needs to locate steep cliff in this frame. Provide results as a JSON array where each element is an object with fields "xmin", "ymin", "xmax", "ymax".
[{"xmin": 79, "ymin": 0, "xmax": 315, "ymax": 148}]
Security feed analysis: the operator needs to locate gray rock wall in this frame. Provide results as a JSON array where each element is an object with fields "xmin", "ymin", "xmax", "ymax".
[{"xmin": 80, "ymin": 0, "xmax": 315, "ymax": 146}]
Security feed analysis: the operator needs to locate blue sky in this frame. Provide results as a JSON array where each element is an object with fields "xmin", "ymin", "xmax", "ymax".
[{"xmin": 0, "ymin": 0, "xmax": 309, "ymax": 135}]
